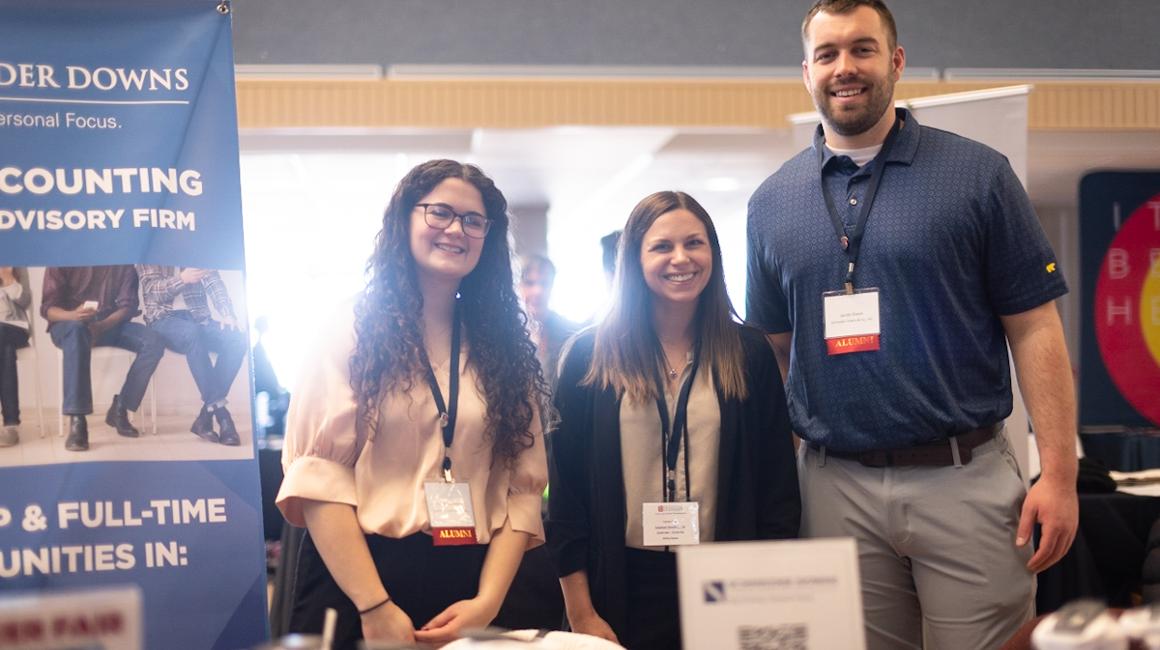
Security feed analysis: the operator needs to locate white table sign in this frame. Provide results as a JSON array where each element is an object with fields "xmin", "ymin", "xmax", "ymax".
[
  {"xmin": 0, "ymin": 585, "xmax": 142, "ymax": 650},
  {"xmin": 677, "ymin": 538, "xmax": 865, "ymax": 650}
]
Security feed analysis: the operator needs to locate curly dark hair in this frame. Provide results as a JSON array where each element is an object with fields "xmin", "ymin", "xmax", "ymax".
[{"xmin": 350, "ymin": 159, "xmax": 548, "ymax": 465}]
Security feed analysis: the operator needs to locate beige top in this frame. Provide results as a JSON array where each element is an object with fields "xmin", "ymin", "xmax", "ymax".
[
  {"xmin": 620, "ymin": 358, "xmax": 721, "ymax": 550},
  {"xmin": 276, "ymin": 306, "xmax": 548, "ymax": 546}
]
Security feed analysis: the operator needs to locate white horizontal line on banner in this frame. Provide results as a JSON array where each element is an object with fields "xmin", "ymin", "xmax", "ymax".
[{"xmin": 0, "ymin": 96, "xmax": 190, "ymax": 105}]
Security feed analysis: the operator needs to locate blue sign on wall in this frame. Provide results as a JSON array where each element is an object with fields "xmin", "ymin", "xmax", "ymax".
[{"xmin": 1079, "ymin": 171, "xmax": 1160, "ymax": 431}]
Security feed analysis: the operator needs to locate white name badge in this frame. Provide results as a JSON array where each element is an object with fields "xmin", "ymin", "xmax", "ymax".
[
  {"xmin": 424, "ymin": 481, "xmax": 478, "ymax": 546},
  {"xmin": 643, "ymin": 502, "xmax": 701, "ymax": 546},
  {"xmin": 822, "ymin": 288, "xmax": 881, "ymax": 355}
]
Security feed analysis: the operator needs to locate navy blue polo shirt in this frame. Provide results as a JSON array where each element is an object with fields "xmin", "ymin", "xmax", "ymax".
[{"xmin": 746, "ymin": 108, "xmax": 1067, "ymax": 452}]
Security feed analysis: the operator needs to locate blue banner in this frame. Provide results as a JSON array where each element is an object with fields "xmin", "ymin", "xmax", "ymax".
[
  {"xmin": 0, "ymin": 0, "xmax": 244, "ymax": 269},
  {"xmin": 0, "ymin": 2, "xmax": 267, "ymax": 649}
]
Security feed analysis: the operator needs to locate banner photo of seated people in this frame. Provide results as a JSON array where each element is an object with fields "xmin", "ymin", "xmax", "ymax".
[{"xmin": 0, "ymin": 2, "xmax": 267, "ymax": 649}]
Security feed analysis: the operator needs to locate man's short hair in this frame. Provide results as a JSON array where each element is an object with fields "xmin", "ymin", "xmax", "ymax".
[
  {"xmin": 521, "ymin": 254, "xmax": 556, "ymax": 282},
  {"xmin": 801, "ymin": 0, "xmax": 898, "ymax": 51},
  {"xmin": 600, "ymin": 231, "xmax": 621, "ymax": 278}
]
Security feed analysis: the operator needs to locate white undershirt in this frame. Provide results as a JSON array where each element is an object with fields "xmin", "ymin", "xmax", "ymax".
[
  {"xmin": 827, "ymin": 143, "xmax": 883, "ymax": 167},
  {"xmin": 172, "ymin": 267, "xmax": 189, "ymax": 310}
]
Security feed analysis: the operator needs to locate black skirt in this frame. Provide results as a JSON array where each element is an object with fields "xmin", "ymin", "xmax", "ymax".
[
  {"xmin": 289, "ymin": 531, "xmax": 488, "ymax": 650},
  {"xmin": 622, "ymin": 547, "xmax": 681, "ymax": 650}
]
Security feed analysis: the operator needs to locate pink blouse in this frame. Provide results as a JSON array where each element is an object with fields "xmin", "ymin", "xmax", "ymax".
[{"xmin": 276, "ymin": 306, "xmax": 547, "ymax": 546}]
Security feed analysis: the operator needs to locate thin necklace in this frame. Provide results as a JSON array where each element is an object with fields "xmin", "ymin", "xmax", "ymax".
[{"xmin": 663, "ymin": 349, "xmax": 688, "ymax": 381}]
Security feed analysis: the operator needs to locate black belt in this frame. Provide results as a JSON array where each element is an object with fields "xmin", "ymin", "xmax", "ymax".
[{"xmin": 812, "ymin": 425, "xmax": 1000, "ymax": 467}]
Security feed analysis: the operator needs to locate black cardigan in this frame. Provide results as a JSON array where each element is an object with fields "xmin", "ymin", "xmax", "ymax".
[{"xmin": 546, "ymin": 324, "xmax": 800, "ymax": 638}]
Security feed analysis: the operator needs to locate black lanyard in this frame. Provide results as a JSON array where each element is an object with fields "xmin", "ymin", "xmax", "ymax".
[
  {"xmin": 655, "ymin": 348, "xmax": 700, "ymax": 503},
  {"xmin": 818, "ymin": 116, "xmax": 901, "ymax": 294},
  {"xmin": 422, "ymin": 302, "xmax": 461, "ymax": 482}
]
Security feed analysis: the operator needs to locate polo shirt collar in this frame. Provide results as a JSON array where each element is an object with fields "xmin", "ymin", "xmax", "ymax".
[{"xmin": 813, "ymin": 107, "xmax": 920, "ymax": 170}]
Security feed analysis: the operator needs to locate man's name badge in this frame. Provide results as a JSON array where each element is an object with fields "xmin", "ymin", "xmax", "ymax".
[
  {"xmin": 424, "ymin": 481, "xmax": 478, "ymax": 546},
  {"xmin": 823, "ymin": 288, "xmax": 881, "ymax": 355},
  {"xmin": 642, "ymin": 502, "xmax": 700, "ymax": 546}
]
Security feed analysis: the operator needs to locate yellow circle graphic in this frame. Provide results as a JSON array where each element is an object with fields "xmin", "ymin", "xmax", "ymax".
[{"xmin": 1142, "ymin": 255, "xmax": 1160, "ymax": 368}]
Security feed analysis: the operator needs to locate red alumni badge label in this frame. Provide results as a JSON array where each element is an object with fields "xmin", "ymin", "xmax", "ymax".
[
  {"xmin": 432, "ymin": 527, "xmax": 478, "ymax": 546},
  {"xmin": 826, "ymin": 334, "xmax": 880, "ymax": 355}
]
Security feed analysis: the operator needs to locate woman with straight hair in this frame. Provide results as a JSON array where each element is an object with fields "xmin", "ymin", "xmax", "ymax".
[
  {"xmin": 548, "ymin": 191, "xmax": 799, "ymax": 649},
  {"xmin": 277, "ymin": 159, "xmax": 550, "ymax": 648}
]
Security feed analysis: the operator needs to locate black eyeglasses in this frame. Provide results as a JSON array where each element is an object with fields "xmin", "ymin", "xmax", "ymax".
[{"xmin": 415, "ymin": 203, "xmax": 491, "ymax": 239}]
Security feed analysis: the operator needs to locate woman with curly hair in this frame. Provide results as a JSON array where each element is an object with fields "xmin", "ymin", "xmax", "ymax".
[
  {"xmin": 277, "ymin": 160, "xmax": 549, "ymax": 648},
  {"xmin": 548, "ymin": 191, "xmax": 800, "ymax": 649}
]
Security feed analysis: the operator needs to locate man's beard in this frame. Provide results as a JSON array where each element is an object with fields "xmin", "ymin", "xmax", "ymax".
[{"xmin": 813, "ymin": 72, "xmax": 895, "ymax": 137}]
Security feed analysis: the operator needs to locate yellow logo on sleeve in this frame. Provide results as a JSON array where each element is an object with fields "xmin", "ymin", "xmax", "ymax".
[{"xmin": 1046, "ymin": 262, "xmax": 1057, "ymax": 273}]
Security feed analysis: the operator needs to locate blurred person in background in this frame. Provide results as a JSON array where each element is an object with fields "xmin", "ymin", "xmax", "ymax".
[
  {"xmin": 519, "ymin": 254, "xmax": 579, "ymax": 386},
  {"xmin": 600, "ymin": 230, "xmax": 621, "ymax": 290},
  {"xmin": 252, "ymin": 315, "xmax": 289, "ymax": 439}
]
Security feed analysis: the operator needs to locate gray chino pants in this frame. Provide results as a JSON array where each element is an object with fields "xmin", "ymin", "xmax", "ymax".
[{"xmin": 798, "ymin": 430, "xmax": 1034, "ymax": 650}]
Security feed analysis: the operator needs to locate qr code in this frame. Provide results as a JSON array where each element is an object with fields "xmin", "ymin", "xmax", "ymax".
[{"xmin": 738, "ymin": 624, "xmax": 808, "ymax": 650}]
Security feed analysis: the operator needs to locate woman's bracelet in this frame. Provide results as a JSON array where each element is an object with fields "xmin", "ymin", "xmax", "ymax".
[{"xmin": 358, "ymin": 596, "xmax": 391, "ymax": 616}]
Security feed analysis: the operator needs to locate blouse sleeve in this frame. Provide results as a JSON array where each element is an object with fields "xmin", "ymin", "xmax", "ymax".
[
  {"xmin": 275, "ymin": 306, "xmax": 366, "ymax": 527},
  {"xmin": 502, "ymin": 404, "xmax": 549, "ymax": 548}
]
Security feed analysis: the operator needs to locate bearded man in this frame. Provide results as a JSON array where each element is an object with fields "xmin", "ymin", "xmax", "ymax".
[{"xmin": 745, "ymin": 1, "xmax": 1079, "ymax": 647}]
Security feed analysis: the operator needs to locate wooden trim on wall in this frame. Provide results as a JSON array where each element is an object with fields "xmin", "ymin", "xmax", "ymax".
[{"xmin": 236, "ymin": 78, "xmax": 1160, "ymax": 131}]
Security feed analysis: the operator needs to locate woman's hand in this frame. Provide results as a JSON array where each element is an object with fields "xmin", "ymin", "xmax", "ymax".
[
  {"xmin": 413, "ymin": 596, "xmax": 500, "ymax": 645},
  {"xmin": 559, "ymin": 571, "xmax": 617, "ymax": 643},
  {"xmin": 568, "ymin": 609, "xmax": 619, "ymax": 643},
  {"xmin": 361, "ymin": 601, "xmax": 415, "ymax": 644}
]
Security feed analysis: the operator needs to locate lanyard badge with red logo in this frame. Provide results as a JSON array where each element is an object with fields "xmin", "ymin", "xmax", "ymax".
[
  {"xmin": 421, "ymin": 301, "xmax": 479, "ymax": 546},
  {"xmin": 817, "ymin": 118, "xmax": 901, "ymax": 355}
]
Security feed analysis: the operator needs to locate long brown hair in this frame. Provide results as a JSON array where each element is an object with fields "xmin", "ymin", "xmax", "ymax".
[
  {"xmin": 350, "ymin": 159, "xmax": 547, "ymax": 464},
  {"xmin": 582, "ymin": 191, "xmax": 747, "ymax": 403}
]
